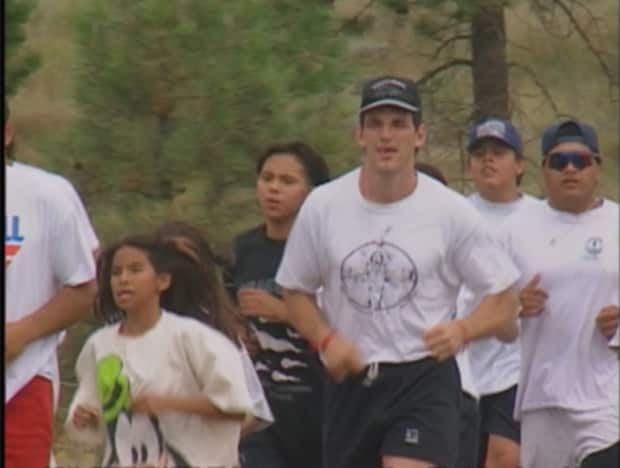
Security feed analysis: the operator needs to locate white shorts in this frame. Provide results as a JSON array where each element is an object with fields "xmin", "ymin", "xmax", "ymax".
[{"xmin": 521, "ymin": 406, "xmax": 619, "ymax": 468}]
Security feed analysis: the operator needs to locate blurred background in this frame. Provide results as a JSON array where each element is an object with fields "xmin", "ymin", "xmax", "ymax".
[{"xmin": 5, "ymin": 0, "xmax": 618, "ymax": 465}]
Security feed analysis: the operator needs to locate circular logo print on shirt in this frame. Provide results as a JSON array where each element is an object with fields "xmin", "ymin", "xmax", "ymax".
[
  {"xmin": 585, "ymin": 237, "xmax": 603, "ymax": 256},
  {"xmin": 340, "ymin": 241, "xmax": 418, "ymax": 314}
]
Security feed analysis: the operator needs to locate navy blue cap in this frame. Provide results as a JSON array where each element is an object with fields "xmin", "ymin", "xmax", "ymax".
[
  {"xmin": 360, "ymin": 76, "xmax": 421, "ymax": 115},
  {"xmin": 467, "ymin": 118, "xmax": 523, "ymax": 154},
  {"xmin": 541, "ymin": 120, "xmax": 599, "ymax": 155}
]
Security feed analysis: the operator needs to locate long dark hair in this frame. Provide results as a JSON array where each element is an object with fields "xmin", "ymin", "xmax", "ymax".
[
  {"xmin": 154, "ymin": 221, "xmax": 243, "ymax": 346},
  {"xmin": 95, "ymin": 232, "xmax": 240, "ymax": 347}
]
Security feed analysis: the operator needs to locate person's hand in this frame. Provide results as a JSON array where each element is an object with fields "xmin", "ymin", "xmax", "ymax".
[
  {"xmin": 131, "ymin": 393, "xmax": 168, "ymax": 416},
  {"xmin": 237, "ymin": 288, "xmax": 287, "ymax": 322},
  {"xmin": 72, "ymin": 405, "xmax": 99, "ymax": 430},
  {"xmin": 5, "ymin": 320, "xmax": 33, "ymax": 363},
  {"xmin": 320, "ymin": 333, "xmax": 364, "ymax": 382},
  {"xmin": 519, "ymin": 274, "xmax": 548, "ymax": 317},
  {"xmin": 239, "ymin": 324, "xmax": 261, "ymax": 357},
  {"xmin": 423, "ymin": 320, "xmax": 467, "ymax": 361},
  {"xmin": 596, "ymin": 305, "xmax": 619, "ymax": 339}
]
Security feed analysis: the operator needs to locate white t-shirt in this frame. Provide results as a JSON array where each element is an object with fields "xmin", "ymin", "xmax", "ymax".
[
  {"xmin": 5, "ymin": 162, "xmax": 97, "ymax": 403},
  {"xmin": 66, "ymin": 311, "xmax": 255, "ymax": 468},
  {"xmin": 609, "ymin": 327, "xmax": 620, "ymax": 350},
  {"xmin": 276, "ymin": 168, "xmax": 519, "ymax": 365},
  {"xmin": 455, "ymin": 348, "xmax": 478, "ymax": 399},
  {"xmin": 501, "ymin": 200, "xmax": 619, "ymax": 419},
  {"xmin": 458, "ymin": 192, "xmax": 542, "ymax": 396},
  {"xmin": 239, "ymin": 344, "xmax": 274, "ymax": 430}
]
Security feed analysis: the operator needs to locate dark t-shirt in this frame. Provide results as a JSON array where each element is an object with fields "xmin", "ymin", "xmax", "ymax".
[
  {"xmin": 231, "ymin": 225, "xmax": 323, "ymax": 463},
  {"xmin": 232, "ymin": 225, "xmax": 324, "ymax": 396}
]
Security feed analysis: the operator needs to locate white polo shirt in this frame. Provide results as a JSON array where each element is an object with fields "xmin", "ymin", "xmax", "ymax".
[
  {"xmin": 500, "ymin": 199, "xmax": 619, "ymax": 419},
  {"xmin": 6, "ymin": 162, "xmax": 97, "ymax": 403},
  {"xmin": 459, "ymin": 192, "xmax": 542, "ymax": 396},
  {"xmin": 276, "ymin": 169, "xmax": 519, "ymax": 365}
]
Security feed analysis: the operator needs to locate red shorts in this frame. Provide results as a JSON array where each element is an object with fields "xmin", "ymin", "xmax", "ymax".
[{"xmin": 4, "ymin": 375, "xmax": 53, "ymax": 468}]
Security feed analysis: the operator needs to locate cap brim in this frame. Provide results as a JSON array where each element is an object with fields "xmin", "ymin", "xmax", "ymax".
[{"xmin": 360, "ymin": 99, "xmax": 419, "ymax": 114}]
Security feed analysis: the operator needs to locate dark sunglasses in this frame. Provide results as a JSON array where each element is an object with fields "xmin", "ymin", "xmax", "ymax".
[{"xmin": 544, "ymin": 152, "xmax": 601, "ymax": 171}]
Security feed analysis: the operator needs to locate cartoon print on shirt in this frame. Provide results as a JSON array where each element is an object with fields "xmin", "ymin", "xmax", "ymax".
[
  {"xmin": 240, "ymin": 276, "xmax": 317, "ymax": 390},
  {"xmin": 96, "ymin": 354, "xmax": 188, "ymax": 467},
  {"xmin": 5, "ymin": 215, "xmax": 25, "ymax": 268},
  {"xmin": 340, "ymin": 234, "xmax": 418, "ymax": 314}
]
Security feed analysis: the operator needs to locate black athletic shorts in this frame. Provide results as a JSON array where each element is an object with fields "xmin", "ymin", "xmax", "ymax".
[
  {"xmin": 580, "ymin": 441, "xmax": 619, "ymax": 468},
  {"xmin": 456, "ymin": 391, "xmax": 480, "ymax": 468},
  {"xmin": 323, "ymin": 357, "xmax": 461, "ymax": 468},
  {"xmin": 479, "ymin": 384, "xmax": 521, "ymax": 458},
  {"xmin": 240, "ymin": 386, "xmax": 322, "ymax": 468}
]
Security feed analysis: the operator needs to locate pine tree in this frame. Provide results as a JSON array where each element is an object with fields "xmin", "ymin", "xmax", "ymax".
[{"xmin": 5, "ymin": 0, "xmax": 41, "ymax": 96}]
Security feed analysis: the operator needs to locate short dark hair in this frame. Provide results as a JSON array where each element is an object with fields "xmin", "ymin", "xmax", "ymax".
[
  {"xmin": 4, "ymin": 98, "xmax": 9, "ymax": 125},
  {"xmin": 257, "ymin": 141, "xmax": 330, "ymax": 187}
]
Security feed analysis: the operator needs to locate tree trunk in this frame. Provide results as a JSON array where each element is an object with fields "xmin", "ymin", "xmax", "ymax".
[
  {"xmin": 153, "ymin": 112, "xmax": 173, "ymax": 199},
  {"xmin": 470, "ymin": 1, "xmax": 509, "ymax": 120}
]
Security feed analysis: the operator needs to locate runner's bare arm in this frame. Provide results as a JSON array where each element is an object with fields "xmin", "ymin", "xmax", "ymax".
[
  {"xmin": 282, "ymin": 288, "xmax": 364, "ymax": 381},
  {"xmin": 462, "ymin": 286, "xmax": 519, "ymax": 342},
  {"xmin": 281, "ymin": 288, "xmax": 331, "ymax": 345},
  {"xmin": 6, "ymin": 280, "xmax": 97, "ymax": 363}
]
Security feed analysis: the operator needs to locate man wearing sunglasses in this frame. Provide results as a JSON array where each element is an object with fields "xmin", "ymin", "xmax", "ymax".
[{"xmin": 500, "ymin": 120, "xmax": 619, "ymax": 467}]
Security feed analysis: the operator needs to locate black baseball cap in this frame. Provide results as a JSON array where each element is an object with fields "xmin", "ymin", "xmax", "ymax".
[
  {"xmin": 541, "ymin": 120, "xmax": 599, "ymax": 155},
  {"xmin": 360, "ymin": 76, "xmax": 421, "ymax": 115}
]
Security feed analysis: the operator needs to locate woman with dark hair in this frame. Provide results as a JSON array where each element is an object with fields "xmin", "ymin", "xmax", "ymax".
[{"xmin": 231, "ymin": 142, "xmax": 330, "ymax": 468}]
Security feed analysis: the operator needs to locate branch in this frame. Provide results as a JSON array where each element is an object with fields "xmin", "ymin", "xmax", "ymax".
[
  {"xmin": 337, "ymin": 0, "xmax": 376, "ymax": 33},
  {"xmin": 553, "ymin": 0, "xmax": 614, "ymax": 84},
  {"xmin": 431, "ymin": 34, "xmax": 471, "ymax": 59},
  {"xmin": 416, "ymin": 59, "xmax": 473, "ymax": 87},
  {"xmin": 507, "ymin": 62, "xmax": 560, "ymax": 114}
]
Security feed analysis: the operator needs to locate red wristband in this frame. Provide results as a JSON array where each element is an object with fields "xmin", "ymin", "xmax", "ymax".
[
  {"xmin": 456, "ymin": 320, "xmax": 470, "ymax": 346},
  {"xmin": 312, "ymin": 329, "xmax": 336, "ymax": 353}
]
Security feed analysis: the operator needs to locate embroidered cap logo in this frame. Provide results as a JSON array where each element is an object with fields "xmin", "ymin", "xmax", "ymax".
[{"xmin": 476, "ymin": 120, "xmax": 506, "ymax": 140}]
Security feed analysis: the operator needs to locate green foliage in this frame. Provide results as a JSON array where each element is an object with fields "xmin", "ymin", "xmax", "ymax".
[
  {"xmin": 5, "ymin": 0, "xmax": 41, "ymax": 95},
  {"xmin": 65, "ymin": 0, "xmax": 351, "ymax": 240}
]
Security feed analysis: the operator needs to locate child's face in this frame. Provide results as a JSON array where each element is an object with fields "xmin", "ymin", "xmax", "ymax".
[
  {"xmin": 110, "ymin": 246, "xmax": 170, "ymax": 315},
  {"xmin": 256, "ymin": 153, "xmax": 311, "ymax": 224}
]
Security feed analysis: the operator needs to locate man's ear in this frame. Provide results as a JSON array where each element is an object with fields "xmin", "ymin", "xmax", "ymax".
[
  {"xmin": 414, "ymin": 122, "xmax": 426, "ymax": 149},
  {"xmin": 515, "ymin": 158, "xmax": 525, "ymax": 179},
  {"xmin": 157, "ymin": 272, "xmax": 172, "ymax": 292},
  {"xmin": 355, "ymin": 124, "xmax": 365, "ymax": 149}
]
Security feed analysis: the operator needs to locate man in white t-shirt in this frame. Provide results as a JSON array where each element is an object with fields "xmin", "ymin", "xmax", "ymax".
[
  {"xmin": 502, "ymin": 120, "xmax": 618, "ymax": 467},
  {"xmin": 275, "ymin": 76, "xmax": 521, "ymax": 468},
  {"xmin": 459, "ymin": 118, "xmax": 542, "ymax": 468},
  {"xmin": 5, "ymin": 99, "xmax": 98, "ymax": 468}
]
